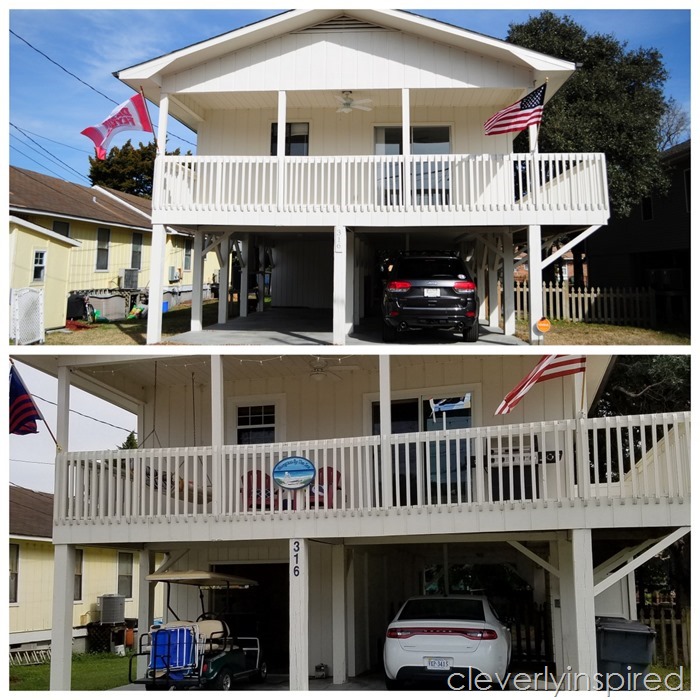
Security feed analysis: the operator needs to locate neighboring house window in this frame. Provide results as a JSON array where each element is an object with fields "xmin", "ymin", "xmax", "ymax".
[
  {"xmin": 52, "ymin": 220, "xmax": 70, "ymax": 238},
  {"xmin": 9, "ymin": 544, "xmax": 19, "ymax": 604},
  {"xmin": 32, "ymin": 250, "xmax": 46, "ymax": 282},
  {"xmin": 96, "ymin": 228, "xmax": 110, "ymax": 271},
  {"xmin": 117, "ymin": 552, "xmax": 134, "ymax": 598},
  {"xmin": 237, "ymin": 404, "xmax": 276, "ymax": 444},
  {"xmin": 184, "ymin": 239, "xmax": 192, "ymax": 272},
  {"xmin": 270, "ymin": 123, "xmax": 309, "ymax": 156},
  {"xmin": 131, "ymin": 233, "xmax": 143, "ymax": 270},
  {"xmin": 641, "ymin": 196, "xmax": 653, "ymax": 221},
  {"xmin": 74, "ymin": 549, "xmax": 84, "ymax": 601}
]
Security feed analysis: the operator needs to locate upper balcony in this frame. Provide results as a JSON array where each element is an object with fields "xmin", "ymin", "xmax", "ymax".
[
  {"xmin": 53, "ymin": 411, "xmax": 689, "ymax": 545},
  {"xmin": 152, "ymin": 152, "xmax": 610, "ymax": 228}
]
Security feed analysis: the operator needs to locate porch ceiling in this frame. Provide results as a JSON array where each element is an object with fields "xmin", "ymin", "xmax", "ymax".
[{"xmin": 174, "ymin": 86, "xmax": 525, "ymax": 113}]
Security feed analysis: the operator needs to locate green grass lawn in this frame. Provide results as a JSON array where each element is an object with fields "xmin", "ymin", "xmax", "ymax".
[{"xmin": 9, "ymin": 653, "xmax": 132, "ymax": 691}]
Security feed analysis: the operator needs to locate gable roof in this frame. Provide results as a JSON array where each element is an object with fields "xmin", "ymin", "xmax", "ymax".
[
  {"xmin": 117, "ymin": 9, "xmax": 575, "ymax": 129},
  {"xmin": 10, "ymin": 485, "xmax": 54, "ymax": 539},
  {"xmin": 9, "ymin": 166, "xmax": 153, "ymax": 231}
]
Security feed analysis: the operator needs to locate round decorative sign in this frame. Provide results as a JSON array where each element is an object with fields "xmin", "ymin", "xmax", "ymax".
[
  {"xmin": 272, "ymin": 456, "xmax": 316, "ymax": 490},
  {"xmin": 535, "ymin": 317, "xmax": 552, "ymax": 333}
]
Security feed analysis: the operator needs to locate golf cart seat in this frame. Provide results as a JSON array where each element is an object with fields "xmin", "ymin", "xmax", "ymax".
[{"xmin": 197, "ymin": 618, "xmax": 232, "ymax": 651}]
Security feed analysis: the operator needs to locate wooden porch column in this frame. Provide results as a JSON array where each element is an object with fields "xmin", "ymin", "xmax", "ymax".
[
  {"xmin": 488, "ymin": 247, "xmax": 500, "ymax": 328},
  {"xmin": 289, "ymin": 538, "xmax": 309, "ymax": 690},
  {"xmin": 476, "ymin": 241, "xmax": 487, "ymax": 323},
  {"xmin": 527, "ymin": 225, "xmax": 544, "ymax": 345},
  {"xmin": 379, "ymin": 355, "xmax": 393, "ymax": 507},
  {"xmin": 239, "ymin": 235, "xmax": 249, "ymax": 318},
  {"xmin": 146, "ymin": 224, "xmax": 167, "ymax": 344},
  {"xmin": 210, "ymin": 355, "xmax": 225, "ymax": 515},
  {"xmin": 332, "ymin": 544, "xmax": 348, "ymax": 684},
  {"xmin": 50, "ymin": 544, "xmax": 75, "ymax": 689},
  {"xmin": 557, "ymin": 529, "xmax": 597, "ymax": 680},
  {"xmin": 218, "ymin": 234, "xmax": 231, "ymax": 324},
  {"xmin": 191, "ymin": 230, "xmax": 204, "ymax": 332},
  {"xmin": 277, "ymin": 90, "xmax": 286, "ymax": 211},
  {"xmin": 502, "ymin": 231, "xmax": 516, "ymax": 335},
  {"xmin": 136, "ymin": 550, "xmax": 156, "ymax": 677},
  {"xmin": 402, "ymin": 88, "xmax": 411, "ymax": 206},
  {"xmin": 333, "ymin": 225, "xmax": 352, "ymax": 344}
]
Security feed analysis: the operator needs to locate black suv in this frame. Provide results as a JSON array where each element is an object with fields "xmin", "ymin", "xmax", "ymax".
[{"xmin": 381, "ymin": 251, "xmax": 479, "ymax": 342}]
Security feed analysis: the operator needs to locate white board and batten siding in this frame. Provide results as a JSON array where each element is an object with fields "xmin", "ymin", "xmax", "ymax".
[{"xmin": 270, "ymin": 238, "xmax": 333, "ymax": 309}]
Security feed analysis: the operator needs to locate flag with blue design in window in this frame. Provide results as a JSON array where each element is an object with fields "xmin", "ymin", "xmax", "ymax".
[{"xmin": 484, "ymin": 83, "xmax": 547, "ymax": 136}]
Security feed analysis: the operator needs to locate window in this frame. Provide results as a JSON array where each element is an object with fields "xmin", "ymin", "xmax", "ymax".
[
  {"xmin": 271, "ymin": 123, "xmax": 309, "ymax": 156},
  {"xmin": 96, "ymin": 228, "xmax": 110, "ymax": 271},
  {"xmin": 117, "ymin": 552, "xmax": 134, "ymax": 598},
  {"xmin": 52, "ymin": 220, "xmax": 70, "ymax": 238},
  {"xmin": 183, "ymin": 239, "xmax": 192, "ymax": 272},
  {"xmin": 374, "ymin": 125, "xmax": 451, "ymax": 155},
  {"xmin": 131, "ymin": 232, "xmax": 143, "ymax": 270},
  {"xmin": 9, "ymin": 544, "xmax": 19, "ymax": 604},
  {"xmin": 32, "ymin": 250, "xmax": 46, "ymax": 282},
  {"xmin": 237, "ymin": 404, "xmax": 276, "ymax": 444},
  {"xmin": 74, "ymin": 549, "xmax": 83, "ymax": 601}
]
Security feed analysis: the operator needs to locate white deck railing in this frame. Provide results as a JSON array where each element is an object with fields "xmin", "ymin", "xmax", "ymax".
[
  {"xmin": 54, "ymin": 413, "xmax": 688, "ymax": 525},
  {"xmin": 153, "ymin": 152, "xmax": 609, "ymax": 217}
]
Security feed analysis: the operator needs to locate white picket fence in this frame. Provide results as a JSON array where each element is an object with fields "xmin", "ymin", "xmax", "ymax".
[{"xmin": 511, "ymin": 281, "xmax": 655, "ymax": 327}]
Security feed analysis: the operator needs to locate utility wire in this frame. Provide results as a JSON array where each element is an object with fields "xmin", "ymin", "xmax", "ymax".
[
  {"xmin": 15, "ymin": 127, "xmax": 93, "ymax": 154},
  {"xmin": 10, "ymin": 28, "xmax": 197, "ymax": 149},
  {"xmin": 10, "ymin": 144, "xmax": 69, "ymax": 180},
  {"xmin": 32, "ymin": 394, "xmax": 135, "ymax": 434}
]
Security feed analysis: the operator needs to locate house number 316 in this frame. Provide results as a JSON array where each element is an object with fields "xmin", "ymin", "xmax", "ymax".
[{"xmin": 292, "ymin": 540, "xmax": 301, "ymax": 577}]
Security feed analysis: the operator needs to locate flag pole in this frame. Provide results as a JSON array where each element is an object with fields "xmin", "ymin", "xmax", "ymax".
[{"xmin": 9, "ymin": 358, "xmax": 59, "ymax": 447}]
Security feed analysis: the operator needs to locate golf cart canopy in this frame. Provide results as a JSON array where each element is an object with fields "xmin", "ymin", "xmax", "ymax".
[{"xmin": 146, "ymin": 569, "xmax": 258, "ymax": 588}]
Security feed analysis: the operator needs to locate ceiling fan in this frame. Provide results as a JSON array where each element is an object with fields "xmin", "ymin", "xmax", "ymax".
[
  {"xmin": 308, "ymin": 358, "xmax": 361, "ymax": 382},
  {"xmin": 335, "ymin": 91, "xmax": 373, "ymax": 113}
]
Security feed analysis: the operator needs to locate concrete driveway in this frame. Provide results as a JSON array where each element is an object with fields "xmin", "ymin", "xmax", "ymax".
[{"xmin": 162, "ymin": 308, "xmax": 526, "ymax": 346}]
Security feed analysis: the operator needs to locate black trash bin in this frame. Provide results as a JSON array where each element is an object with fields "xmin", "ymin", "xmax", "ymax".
[
  {"xmin": 596, "ymin": 616, "xmax": 656, "ymax": 690},
  {"xmin": 211, "ymin": 283, "xmax": 220, "ymax": 299}
]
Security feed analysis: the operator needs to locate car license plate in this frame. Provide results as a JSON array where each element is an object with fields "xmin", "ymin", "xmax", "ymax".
[
  {"xmin": 424, "ymin": 288, "xmax": 440, "ymax": 297},
  {"xmin": 426, "ymin": 658, "xmax": 451, "ymax": 670}
]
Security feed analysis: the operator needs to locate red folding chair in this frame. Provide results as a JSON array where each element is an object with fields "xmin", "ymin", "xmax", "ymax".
[
  {"xmin": 244, "ymin": 470, "xmax": 272, "ymax": 511},
  {"xmin": 308, "ymin": 467, "xmax": 342, "ymax": 509}
]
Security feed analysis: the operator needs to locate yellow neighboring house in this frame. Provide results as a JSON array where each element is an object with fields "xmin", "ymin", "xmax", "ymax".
[
  {"xmin": 9, "ymin": 216, "xmax": 81, "ymax": 330},
  {"xmin": 9, "ymin": 166, "xmax": 218, "ymax": 328},
  {"xmin": 9, "ymin": 485, "xmax": 159, "ymax": 656}
]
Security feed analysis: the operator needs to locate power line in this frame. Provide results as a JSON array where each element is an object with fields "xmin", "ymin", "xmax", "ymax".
[
  {"xmin": 10, "ymin": 144, "xmax": 70, "ymax": 180},
  {"xmin": 15, "ymin": 127, "xmax": 93, "ymax": 154},
  {"xmin": 32, "ymin": 394, "xmax": 135, "ymax": 434}
]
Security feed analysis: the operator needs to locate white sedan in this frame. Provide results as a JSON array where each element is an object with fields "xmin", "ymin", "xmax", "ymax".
[{"xmin": 383, "ymin": 595, "xmax": 511, "ymax": 689}]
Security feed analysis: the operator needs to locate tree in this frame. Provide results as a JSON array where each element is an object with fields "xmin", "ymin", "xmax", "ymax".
[
  {"xmin": 657, "ymin": 96, "xmax": 690, "ymax": 151},
  {"xmin": 118, "ymin": 431, "xmax": 138, "ymax": 450},
  {"xmin": 507, "ymin": 11, "xmax": 670, "ymax": 218},
  {"xmin": 88, "ymin": 140, "xmax": 185, "ymax": 198}
]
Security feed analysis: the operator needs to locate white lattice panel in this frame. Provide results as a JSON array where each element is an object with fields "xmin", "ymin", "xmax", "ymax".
[{"xmin": 11, "ymin": 287, "xmax": 45, "ymax": 345}]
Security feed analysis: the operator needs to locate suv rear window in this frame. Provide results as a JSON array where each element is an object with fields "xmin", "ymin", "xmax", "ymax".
[
  {"xmin": 398, "ymin": 598, "xmax": 486, "ymax": 621},
  {"xmin": 392, "ymin": 258, "xmax": 467, "ymax": 279}
]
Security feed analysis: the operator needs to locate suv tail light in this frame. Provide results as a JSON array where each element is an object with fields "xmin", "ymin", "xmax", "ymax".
[
  {"xmin": 453, "ymin": 281, "xmax": 476, "ymax": 294},
  {"xmin": 387, "ymin": 627, "xmax": 497, "ymax": 640},
  {"xmin": 387, "ymin": 280, "xmax": 412, "ymax": 292}
]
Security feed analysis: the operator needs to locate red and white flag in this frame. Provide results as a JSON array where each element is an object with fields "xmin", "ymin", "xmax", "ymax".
[
  {"xmin": 81, "ymin": 93, "xmax": 153, "ymax": 160},
  {"xmin": 495, "ymin": 355, "xmax": 586, "ymax": 415},
  {"xmin": 484, "ymin": 83, "xmax": 547, "ymax": 136}
]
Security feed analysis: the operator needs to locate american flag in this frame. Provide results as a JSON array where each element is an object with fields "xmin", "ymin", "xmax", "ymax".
[
  {"xmin": 484, "ymin": 83, "xmax": 547, "ymax": 136},
  {"xmin": 9, "ymin": 365, "xmax": 43, "ymax": 435},
  {"xmin": 495, "ymin": 355, "xmax": 586, "ymax": 415}
]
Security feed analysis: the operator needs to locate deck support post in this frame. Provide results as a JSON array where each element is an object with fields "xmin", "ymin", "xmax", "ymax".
[
  {"xmin": 289, "ymin": 538, "xmax": 309, "ymax": 690},
  {"xmin": 49, "ymin": 544, "xmax": 75, "ymax": 690},
  {"xmin": 527, "ymin": 224, "xmax": 544, "ymax": 344},
  {"xmin": 502, "ymin": 231, "xmax": 515, "ymax": 335},
  {"xmin": 146, "ymin": 224, "xmax": 167, "ymax": 344},
  {"xmin": 556, "ymin": 529, "xmax": 597, "ymax": 681},
  {"xmin": 333, "ymin": 225, "xmax": 353, "ymax": 344},
  {"xmin": 191, "ymin": 230, "xmax": 204, "ymax": 331},
  {"xmin": 217, "ymin": 234, "xmax": 231, "ymax": 324},
  {"xmin": 488, "ymin": 246, "xmax": 500, "ymax": 328},
  {"xmin": 239, "ymin": 235, "xmax": 250, "ymax": 318},
  {"xmin": 332, "ymin": 544, "xmax": 348, "ymax": 684},
  {"xmin": 136, "ymin": 550, "xmax": 156, "ymax": 677}
]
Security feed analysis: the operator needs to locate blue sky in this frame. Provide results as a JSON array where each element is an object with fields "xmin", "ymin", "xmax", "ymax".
[{"xmin": 8, "ymin": 6, "xmax": 691, "ymax": 185}]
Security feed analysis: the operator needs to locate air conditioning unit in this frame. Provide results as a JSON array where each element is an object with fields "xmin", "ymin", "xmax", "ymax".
[
  {"xmin": 120, "ymin": 268, "xmax": 139, "ymax": 289},
  {"xmin": 98, "ymin": 594, "xmax": 125, "ymax": 625},
  {"xmin": 168, "ymin": 266, "xmax": 181, "ymax": 283}
]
